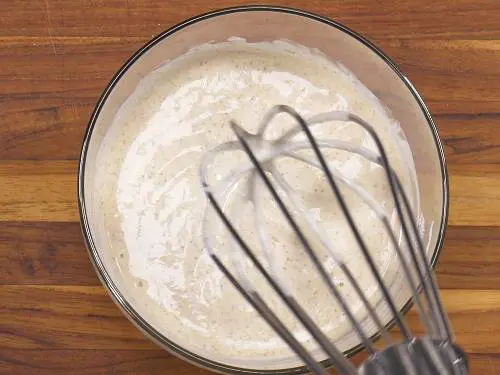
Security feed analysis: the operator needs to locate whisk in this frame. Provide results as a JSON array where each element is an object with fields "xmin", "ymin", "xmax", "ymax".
[{"xmin": 199, "ymin": 105, "xmax": 468, "ymax": 375}]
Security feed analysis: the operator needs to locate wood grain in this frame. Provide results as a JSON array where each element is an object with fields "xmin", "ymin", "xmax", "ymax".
[
  {"xmin": 3, "ymin": 161, "xmax": 500, "ymax": 225},
  {"xmin": 1, "ymin": 0, "xmax": 499, "ymax": 374},
  {"xmin": 449, "ymin": 164, "xmax": 500, "ymax": 226},
  {"xmin": 1, "ymin": 286, "xmax": 498, "ymax": 353},
  {"xmin": 438, "ymin": 114, "xmax": 500, "ymax": 165},
  {"xmin": 2, "ymin": 0, "xmax": 500, "ymax": 40},
  {"xmin": 0, "ymin": 161, "xmax": 77, "ymax": 222},
  {"xmin": 0, "ymin": 286, "xmax": 153, "ymax": 350},
  {"xmin": 1, "ymin": 221, "xmax": 499, "ymax": 290},
  {"xmin": 0, "ymin": 350, "xmax": 211, "ymax": 375},
  {"xmin": 1, "ymin": 7, "xmax": 500, "ymax": 161},
  {"xmin": 438, "ymin": 226, "xmax": 500, "ymax": 290},
  {"xmin": 2, "ymin": 351, "xmax": 499, "ymax": 375},
  {"xmin": 0, "ymin": 222, "xmax": 97, "ymax": 286}
]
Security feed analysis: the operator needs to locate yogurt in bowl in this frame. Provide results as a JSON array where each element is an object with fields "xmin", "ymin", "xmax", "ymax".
[{"xmin": 79, "ymin": 7, "xmax": 448, "ymax": 374}]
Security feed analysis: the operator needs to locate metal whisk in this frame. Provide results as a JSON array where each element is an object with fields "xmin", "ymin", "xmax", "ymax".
[{"xmin": 199, "ymin": 105, "xmax": 468, "ymax": 375}]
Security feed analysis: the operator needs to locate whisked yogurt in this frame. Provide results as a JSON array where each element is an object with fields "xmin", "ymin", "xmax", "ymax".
[{"xmin": 94, "ymin": 38, "xmax": 418, "ymax": 369}]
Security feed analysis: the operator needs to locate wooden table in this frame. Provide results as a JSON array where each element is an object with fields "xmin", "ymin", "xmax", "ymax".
[{"xmin": 1, "ymin": 1, "xmax": 499, "ymax": 374}]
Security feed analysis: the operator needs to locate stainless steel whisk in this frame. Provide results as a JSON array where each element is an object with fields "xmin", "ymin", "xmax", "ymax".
[{"xmin": 199, "ymin": 105, "xmax": 468, "ymax": 375}]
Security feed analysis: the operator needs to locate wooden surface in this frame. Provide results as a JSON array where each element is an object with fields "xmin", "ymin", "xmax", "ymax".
[{"xmin": 1, "ymin": 0, "xmax": 500, "ymax": 374}]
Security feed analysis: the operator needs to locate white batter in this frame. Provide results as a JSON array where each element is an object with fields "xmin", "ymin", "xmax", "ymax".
[{"xmin": 93, "ymin": 39, "xmax": 418, "ymax": 369}]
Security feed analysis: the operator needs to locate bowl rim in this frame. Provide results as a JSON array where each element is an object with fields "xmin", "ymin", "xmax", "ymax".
[{"xmin": 77, "ymin": 5, "xmax": 449, "ymax": 375}]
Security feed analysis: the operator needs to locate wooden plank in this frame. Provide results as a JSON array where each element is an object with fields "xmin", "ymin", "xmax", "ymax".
[
  {"xmin": 1, "ymin": 38, "xmax": 499, "ymax": 160},
  {"xmin": 0, "ymin": 285, "xmax": 154, "ymax": 350},
  {"xmin": 0, "ymin": 161, "xmax": 78, "ymax": 222},
  {"xmin": 0, "ymin": 103, "xmax": 86, "ymax": 160},
  {"xmin": 0, "ymin": 350, "xmax": 211, "ymax": 375},
  {"xmin": 468, "ymin": 353, "xmax": 500, "ymax": 375},
  {"xmin": 437, "ymin": 114, "xmax": 500, "ymax": 165},
  {"xmin": 1, "ymin": 0, "xmax": 500, "ymax": 40},
  {"xmin": 3, "ymin": 108, "xmax": 498, "ymax": 162},
  {"xmin": 0, "ymin": 103, "xmax": 91, "ymax": 161},
  {"xmin": 449, "ymin": 164, "xmax": 500, "ymax": 227},
  {"xmin": 3, "ymin": 160, "xmax": 499, "ymax": 225},
  {"xmin": 438, "ymin": 226, "xmax": 500, "ymax": 290},
  {"xmin": 3, "ymin": 106, "xmax": 500, "ymax": 164},
  {"xmin": 380, "ymin": 40, "xmax": 500, "ymax": 114},
  {"xmin": 381, "ymin": 40, "xmax": 500, "ymax": 76},
  {"xmin": 404, "ymin": 290, "xmax": 500, "ymax": 354},
  {"xmin": 0, "ymin": 286, "xmax": 498, "ymax": 354},
  {"xmin": 0, "ymin": 350, "xmax": 495, "ymax": 375},
  {"xmin": 1, "ymin": 220, "xmax": 498, "ymax": 290},
  {"xmin": 0, "ymin": 222, "xmax": 97, "ymax": 286},
  {"xmin": 1, "ymin": 21, "xmax": 500, "ymax": 161},
  {"xmin": 0, "ymin": 349, "xmax": 495, "ymax": 375},
  {"xmin": 0, "ymin": 38, "xmax": 138, "ymax": 160}
]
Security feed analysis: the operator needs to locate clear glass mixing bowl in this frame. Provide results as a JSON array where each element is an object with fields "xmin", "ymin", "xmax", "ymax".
[{"xmin": 78, "ymin": 6, "xmax": 449, "ymax": 374}]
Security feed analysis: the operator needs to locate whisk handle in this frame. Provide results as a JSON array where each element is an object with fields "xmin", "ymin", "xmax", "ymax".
[{"xmin": 359, "ymin": 339, "xmax": 468, "ymax": 375}]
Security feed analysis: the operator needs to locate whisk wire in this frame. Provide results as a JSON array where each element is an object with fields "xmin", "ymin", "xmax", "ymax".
[
  {"xmin": 282, "ymin": 108, "xmax": 445, "ymax": 341},
  {"xmin": 231, "ymin": 120, "xmax": 381, "ymax": 353},
  {"xmin": 200, "ymin": 105, "xmax": 467, "ymax": 375},
  {"xmin": 257, "ymin": 106, "xmax": 412, "ymax": 340},
  {"xmin": 204, "ymin": 184, "xmax": 357, "ymax": 375},
  {"xmin": 267, "ymin": 163, "xmax": 393, "ymax": 346}
]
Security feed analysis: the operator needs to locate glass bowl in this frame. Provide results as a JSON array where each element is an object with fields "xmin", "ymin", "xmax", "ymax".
[{"xmin": 78, "ymin": 5, "xmax": 449, "ymax": 374}]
